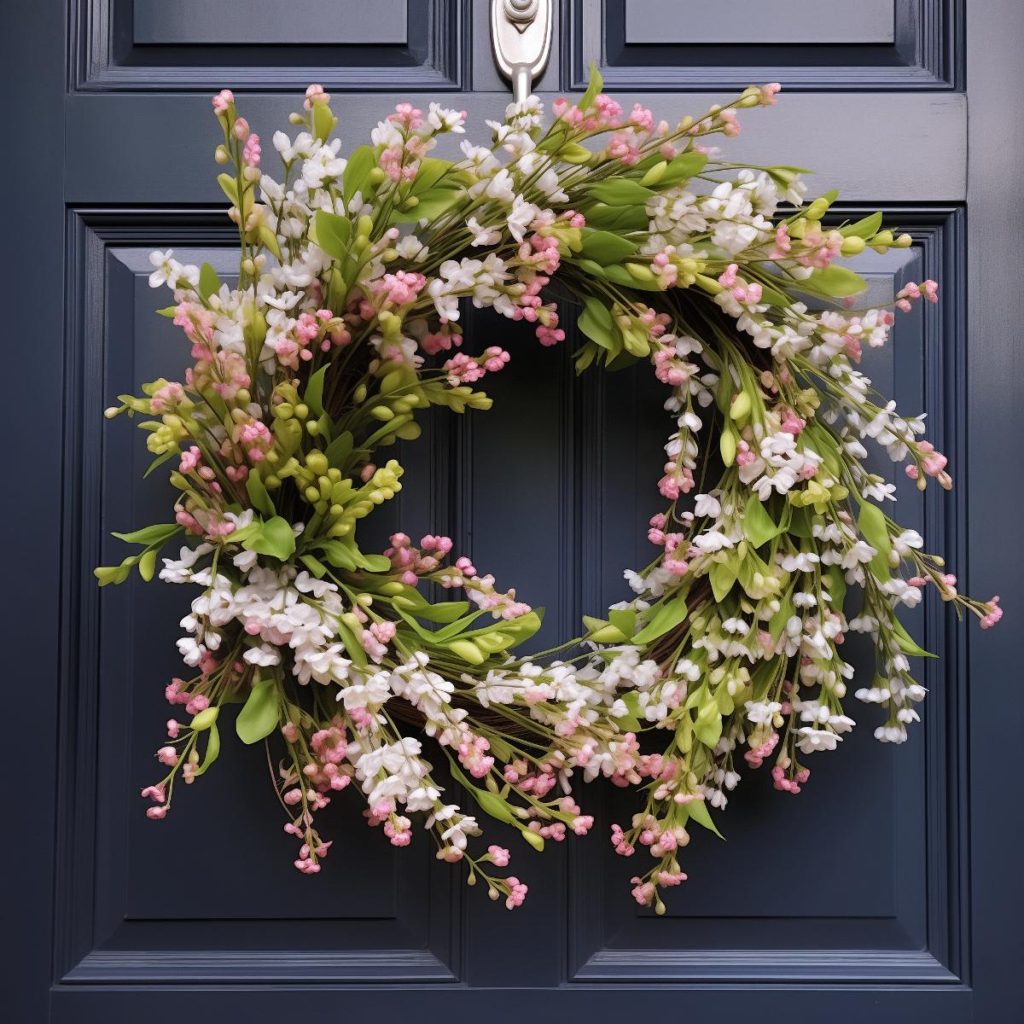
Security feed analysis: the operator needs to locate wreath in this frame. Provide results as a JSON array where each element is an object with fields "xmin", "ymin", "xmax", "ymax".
[{"xmin": 98, "ymin": 71, "xmax": 1000, "ymax": 913}]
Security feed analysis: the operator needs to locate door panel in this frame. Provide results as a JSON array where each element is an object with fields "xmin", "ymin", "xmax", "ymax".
[
  {"xmin": 8, "ymin": 0, "xmax": 1019, "ymax": 1020},
  {"xmin": 72, "ymin": 0, "xmax": 465, "ymax": 90},
  {"xmin": 567, "ymin": 0, "xmax": 960, "ymax": 89}
]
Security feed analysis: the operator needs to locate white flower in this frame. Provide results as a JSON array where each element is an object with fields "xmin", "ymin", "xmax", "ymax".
[
  {"xmin": 693, "ymin": 493, "xmax": 721, "ymax": 518},
  {"xmin": 396, "ymin": 235, "xmax": 429, "ymax": 262},
  {"xmin": 243, "ymin": 643, "xmax": 282, "ymax": 667},
  {"xmin": 484, "ymin": 169, "xmax": 516, "ymax": 203},
  {"xmin": 796, "ymin": 727, "xmax": 841, "ymax": 754},
  {"xmin": 467, "ymin": 217, "xmax": 501, "ymax": 247},
  {"xmin": 692, "ymin": 530, "xmax": 732, "ymax": 553},
  {"xmin": 427, "ymin": 103, "xmax": 466, "ymax": 133},
  {"xmin": 745, "ymin": 700, "xmax": 781, "ymax": 726},
  {"xmin": 506, "ymin": 195, "xmax": 539, "ymax": 243}
]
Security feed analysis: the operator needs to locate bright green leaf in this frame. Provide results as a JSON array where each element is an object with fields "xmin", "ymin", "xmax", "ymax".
[
  {"xmin": 246, "ymin": 517, "xmax": 296, "ymax": 561},
  {"xmin": 661, "ymin": 150, "xmax": 708, "ymax": 185},
  {"xmin": 579, "ymin": 229, "xmax": 639, "ymax": 265},
  {"xmin": 633, "ymin": 592, "xmax": 688, "ymax": 644},
  {"xmin": 137, "ymin": 549, "xmax": 157, "ymax": 582},
  {"xmin": 686, "ymin": 798, "xmax": 725, "ymax": 838},
  {"xmin": 304, "ymin": 365, "xmax": 328, "ymax": 417},
  {"xmin": 841, "ymin": 212, "xmax": 883, "ymax": 239},
  {"xmin": 580, "ymin": 61, "xmax": 604, "ymax": 110},
  {"xmin": 343, "ymin": 144, "xmax": 377, "ymax": 204},
  {"xmin": 314, "ymin": 210, "xmax": 352, "ymax": 261},
  {"xmin": 742, "ymin": 494, "xmax": 781, "ymax": 548},
  {"xmin": 194, "ymin": 722, "xmax": 221, "ymax": 777},
  {"xmin": 411, "ymin": 157, "xmax": 454, "ymax": 194},
  {"xmin": 246, "ymin": 473, "xmax": 276, "ymax": 518},
  {"xmin": 586, "ymin": 180, "xmax": 655, "ymax": 206},
  {"xmin": 198, "ymin": 262, "xmax": 221, "ymax": 301},
  {"xmin": 235, "ymin": 678, "xmax": 280, "ymax": 744},
  {"xmin": 805, "ymin": 264, "xmax": 867, "ymax": 298},
  {"xmin": 111, "ymin": 523, "xmax": 182, "ymax": 546},
  {"xmin": 710, "ymin": 559, "xmax": 738, "ymax": 603}
]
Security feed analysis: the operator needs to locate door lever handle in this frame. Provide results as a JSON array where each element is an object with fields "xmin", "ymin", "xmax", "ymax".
[{"xmin": 491, "ymin": 0, "xmax": 553, "ymax": 104}]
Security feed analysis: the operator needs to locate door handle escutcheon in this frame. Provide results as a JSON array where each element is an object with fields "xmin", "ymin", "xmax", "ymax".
[{"xmin": 491, "ymin": 0, "xmax": 553, "ymax": 103}]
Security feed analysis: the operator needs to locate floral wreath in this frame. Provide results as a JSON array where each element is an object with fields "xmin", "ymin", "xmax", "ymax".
[{"xmin": 98, "ymin": 70, "xmax": 1000, "ymax": 914}]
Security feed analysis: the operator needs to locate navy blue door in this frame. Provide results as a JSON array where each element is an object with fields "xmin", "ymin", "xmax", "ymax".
[{"xmin": 8, "ymin": 1, "xmax": 1022, "ymax": 1020}]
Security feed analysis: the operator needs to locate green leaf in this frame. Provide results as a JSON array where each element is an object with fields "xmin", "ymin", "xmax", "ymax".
[
  {"xmin": 583, "ymin": 203, "xmax": 650, "ymax": 231},
  {"xmin": 805, "ymin": 265, "xmax": 867, "ymax": 298},
  {"xmin": 661, "ymin": 150, "xmax": 708, "ymax": 185},
  {"xmin": 137, "ymin": 549, "xmax": 157, "ymax": 582},
  {"xmin": 336, "ymin": 619, "xmax": 368, "ymax": 667},
  {"xmin": 392, "ymin": 187, "xmax": 461, "ymax": 224},
  {"xmin": 448, "ymin": 639, "xmax": 486, "ymax": 665},
  {"xmin": 194, "ymin": 722, "xmax": 221, "ymax": 776},
  {"xmin": 155, "ymin": 305, "xmax": 177, "ymax": 318},
  {"xmin": 579, "ymin": 229, "xmax": 639, "ymax": 265},
  {"xmin": 769, "ymin": 592, "xmax": 796, "ymax": 640},
  {"xmin": 686, "ymin": 799, "xmax": 725, "ymax": 839},
  {"xmin": 693, "ymin": 707, "xmax": 723, "ymax": 748},
  {"xmin": 586, "ymin": 180, "xmax": 655, "ymax": 207},
  {"xmin": 607, "ymin": 606, "xmax": 637, "ymax": 638},
  {"xmin": 411, "ymin": 157, "xmax": 454, "ymax": 194},
  {"xmin": 198, "ymin": 262, "xmax": 221, "ymax": 301},
  {"xmin": 742, "ymin": 494, "xmax": 781, "ymax": 548},
  {"xmin": 94, "ymin": 558, "xmax": 136, "ymax": 587},
  {"xmin": 494, "ymin": 609, "xmax": 544, "ymax": 643},
  {"xmin": 235, "ymin": 678, "xmax": 280, "ymax": 744},
  {"xmin": 577, "ymin": 302, "xmax": 616, "ymax": 351},
  {"xmin": 710, "ymin": 558, "xmax": 738, "ymax": 603},
  {"xmin": 314, "ymin": 210, "xmax": 352, "ymax": 261},
  {"xmin": 580, "ymin": 60, "xmax": 604, "ymax": 110},
  {"xmin": 323, "ymin": 430, "xmax": 354, "ymax": 469},
  {"xmin": 216, "ymin": 173, "xmax": 238, "ymax": 205},
  {"xmin": 143, "ymin": 450, "xmax": 177, "ymax": 479},
  {"xmin": 312, "ymin": 102, "xmax": 337, "ymax": 142},
  {"xmin": 315, "ymin": 540, "xmax": 358, "ymax": 570},
  {"xmin": 304, "ymin": 365, "xmax": 328, "ymax": 417},
  {"xmin": 758, "ymin": 282, "xmax": 790, "ymax": 307},
  {"xmin": 632, "ymin": 592, "xmax": 688, "ymax": 644},
  {"xmin": 408, "ymin": 600, "xmax": 471, "ymax": 624},
  {"xmin": 343, "ymin": 144, "xmax": 377, "ymax": 204},
  {"xmin": 246, "ymin": 517, "xmax": 296, "ymax": 561},
  {"xmin": 602, "ymin": 264, "xmax": 662, "ymax": 291},
  {"xmin": 841, "ymin": 211, "xmax": 883, "ymax": 239},
  {"xmin": 891, "ymin": 616, "xmax": 937, "ymax": 658},
  {"xmin": 788, "ymin": 506, "xmax": 814, "ymax": 539},
  {"xmin": 111, "ymin": 523, "xmax": 182, "ymax": 546},
  {"xmin": 358, "ymin": 553, "xmax": 393, "ymax": 573},
  {"xmin": 245, "ymin": 473, "xmax": 276, "ymax": 518},
  {"xmin": 825, "ymin": 564, "xmax": 847, "ymax": 612},
  {"xmin": 857, "ymin": 500, "xmax": 892, "ymax": 580}
]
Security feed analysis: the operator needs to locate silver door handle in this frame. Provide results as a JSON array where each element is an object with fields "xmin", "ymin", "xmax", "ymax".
[{"xmin": 491, "ymin": 0, "xmax": 553, "ymax": 103}]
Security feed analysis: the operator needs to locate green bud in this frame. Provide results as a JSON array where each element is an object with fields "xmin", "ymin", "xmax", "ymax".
[
  {"xmin": 520, "ymin": 827, "xmax": 545, "ymax": 852},
  {"xmin": 729, "ymin": 391, "xmax": 752, "ymax": 422},
  {"xmin": 640, "ymin": 160, "xmax": 668, "ymax": 186},
  {"xmin": 625, "ymin": 262, "xmax": 655, "ymax": 282},
  {"xmin": 191, "ymin": 706, "xmax": 219, "ymax": 731},
  {"xmin": 840, "ymin": 235, "xmax": 866, "ymax": 256},
  {"xmin": 720, "ymin": 426, "xmax": 737, "ymax": 467},
  {"xmin": 306, "ymin": 452, "xmax": 328, "ymax": 475},
  {"xmin": 805, "ymin": 197, "xmax": 831, "ymax": 221}
]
